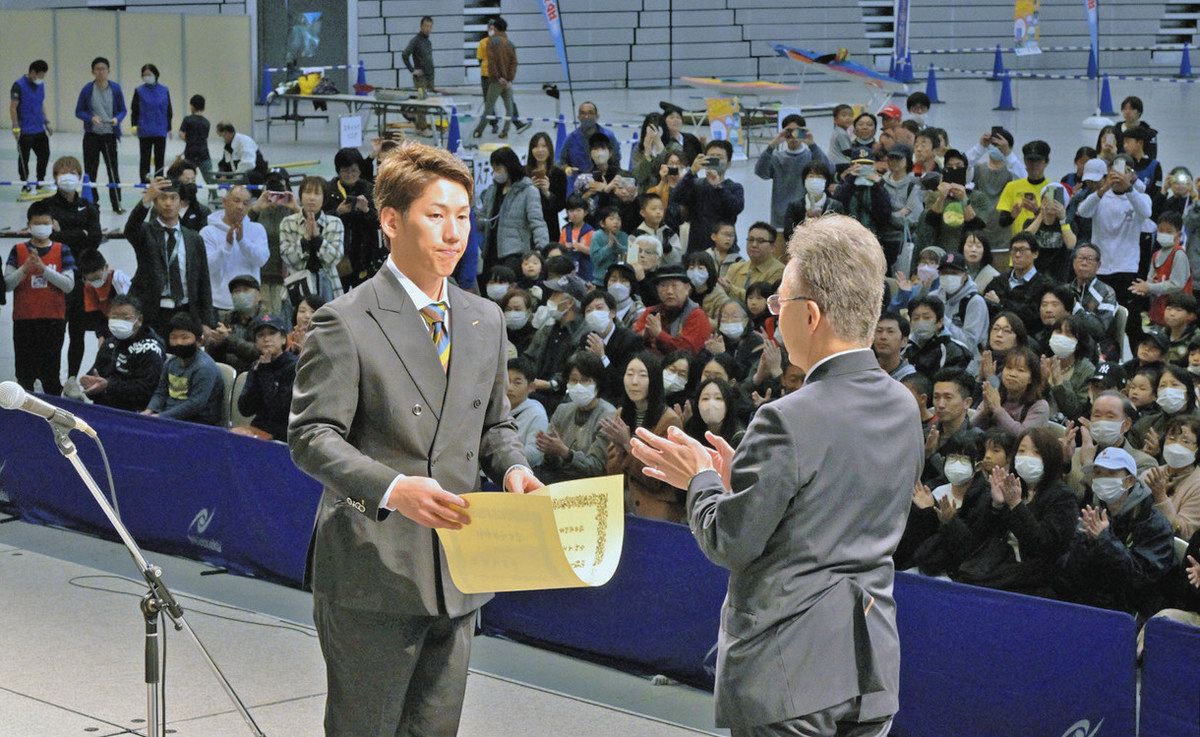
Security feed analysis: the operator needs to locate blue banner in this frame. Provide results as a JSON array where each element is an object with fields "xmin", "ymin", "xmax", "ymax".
[
  {"xmin": 893, "ymin": 0, "xmax": 911, "ymax": 65},
  {"xmin": 1140, "ymin": 616, "xmax": 1200, "ymax": 737},
  {"xmin": 0, "ymin": 396, "xmax": 322, "ymax": 586},
  {"xmin": 1085, "ymin": 0, "xmax": 1100, "ymax": 61},
  {"xmin": 541, "ymin": 0, "xmax": 571, "ymax": 85}
]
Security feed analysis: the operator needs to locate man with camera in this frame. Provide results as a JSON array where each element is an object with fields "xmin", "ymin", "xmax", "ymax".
[{"xmin": 755, "ymin": 114, "xmax": 832, "ymax": 236}]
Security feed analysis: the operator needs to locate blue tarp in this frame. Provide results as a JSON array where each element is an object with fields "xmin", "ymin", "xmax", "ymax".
[{"xmin": 1140, "ymin": 615, "xmax": 1200, "ymax": 737}]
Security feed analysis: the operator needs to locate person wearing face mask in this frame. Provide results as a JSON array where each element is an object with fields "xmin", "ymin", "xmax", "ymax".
[
  {"xmin": 1065, "ymin": 390, "xmax": 1155, "ymax": 497},
  {"xmin": 903, "ymin": 296, "xmax": 973, "ymax": 381},
  {"xmin": 954, "ymin": 427, "xmax": 1079, "ymax": 596},
  {"xmin": 782, "ymin": 162, "xmax": 845, "ymax": 245},
  {"xmin": 142, "ymin": 312, "xmax": 225, "ymax": 426},
  {"xmin": 233, "ymin": 314, "xmax": 298, "ymax": 441},
  {"xmin": 10, "ymin": 59, "xmax": 53, "ymax": 198},
  {"xmin": 901, "ymin": 430, "xmax": 989, "ymax": 574},
  {"xmin": 483, "ymin": 264, "xmax": 516, "ymax": 303},
  {"xmin": 1132, "ymin": 364, "xmax": 1198, "ymax": 458},
  {"xmin": 324, "ymin": 148, "xmax": 382, "ymax": 291},
  {"xmin": 496, "ymin": 287, "xmax": 536, "ymax": 357},
  {"xmin": 523, "ymin": 285, "xmax": 585, "ymax": 414},
  {"xmin": 601, "ymin": 352, "xmax": 685, "ymax": 521},
  {"xmin": 673, "ymin": 139, "xmax": 746, "ymax": 254},
  {"xmin": 206, "ymin": 274, "xmax": 270, "ymax": 373},
  {"xmin": 59, "ymin": 250, "xmax": 134, "ymax": 396},
  {"xmin": 533, "ymin": 350, "xmax": 617, "ymax": 484},
  {"xmin": 558, "ymin": 101, "xmax": 619, "ymax": 179},
  {"xmin": 44, "ymin": 156, "xmax": 103, "ymax": 394},
  {"xmin": 684, "ymin": 251, "xmax": 730, "ymax": 324},
  {"xmin": 1057, "ymin": 446, "xmax": 1174, "ymax": 616},
  {"xmin": 603, "ymin": 262, "xmax": 644, "ymax": 329},
  {"xmin": 683, "ymin": 377, "xmax": 746, "ymax": 450},
  {"xmin": 633, "ymin": 265, "xmax": 714, "ymax": 356},
  {"xmin": 81, "ymin": 294, "xmax": 165, "ymax": 411},
  {"xmin": 577, "ymin": 291, "xmax": 642, "ymax": 403},
  {"xmin": 5, "ymin": 199, "xmax": 77, "ymax": 395},
  {"xmin": 478, "ymin": 146, "xmax": 551, "ymax": 281},
  {"xmin": 701, "ymin": 300, "xmax": 765, "ymax": 383},
  {"xmin": 201, "ymin": 185, "xmax": 270, "ymax": 316},
  {"xmin": 934, "ymin": 252, "xmax": 989, "ymax": 354},
  {"xmin": 1131, "ymin": 212, "xmax": 1192, "ymax": 330},
  {"xmin": 1143, "ymin": 416, "xmax": 1200, "ymax": 539},
  {"xmin": 164, "ymin": 158, "xmax": 213, "ymax": 232},
  {"xmin": 755, "ymin": 113, "xmax": 833, "ymax": 233},
  {"xmin": 130, "ymin": 64, "xmax": 172, "ymax": 184},
  {"xmin": 1044, "ymin": 315, "xmax": 1097, "ymax": 420},
  {"xmin": 1077, "ymin": 155, "xmax": 1155, "ymax": 305},
  {"xmin": 886, "ymin": 245, "xmax": 943, "ymax": 314}
]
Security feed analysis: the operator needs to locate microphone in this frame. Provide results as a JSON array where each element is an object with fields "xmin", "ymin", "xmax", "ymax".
[{"xmin": 0, "ymin": 381, "xmax": 96, "ymax": 437}]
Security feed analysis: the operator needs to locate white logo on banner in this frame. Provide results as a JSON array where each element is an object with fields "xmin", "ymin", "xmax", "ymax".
[
  {"xmin": 0, "ymin": 460, "xmax": 8, "ymax": 503},
  {"xmin": 1062, "ymin": 718, "xmax": 1103, "ymax": 737},
  {"xmin": 187, "ymin": 508, "xmax": 222, "ymax": 553}
]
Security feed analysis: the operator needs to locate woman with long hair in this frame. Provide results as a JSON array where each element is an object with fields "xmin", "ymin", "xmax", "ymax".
[{"xmin": 525, "ymin": 131, "xmax": 568, "ymax": 242}]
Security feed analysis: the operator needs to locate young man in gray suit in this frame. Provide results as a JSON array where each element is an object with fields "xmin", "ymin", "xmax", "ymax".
[
  {"xmin": 632, "ymin": 214, "xmax": 924, "ymax": 737},
  {"xmin": 289, "ymin": 143, "xmax": 541, "ymax": 736}
]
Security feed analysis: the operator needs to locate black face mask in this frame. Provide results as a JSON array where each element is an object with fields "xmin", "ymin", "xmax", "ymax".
[
  {"xmin": 178, "ymin": 183, "xmax": 198, "ymax": 204},
  {"xmin": 167, "ymin": 343, "xmax": 198, "ymax": 359}
]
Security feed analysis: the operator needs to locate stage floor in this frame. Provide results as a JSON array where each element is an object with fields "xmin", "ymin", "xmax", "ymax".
[{"xmin": 0, "ymin": 519, "xmax": 721, "ymax": 737}]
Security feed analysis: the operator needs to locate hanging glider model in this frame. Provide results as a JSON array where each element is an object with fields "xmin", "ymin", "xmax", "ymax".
[
  {"xmin": 679, "ymin": 76, "xmax": 802, "ymax": 95},
  {"xmin": 770, "ymin": 43, "xmax": 904, "ymax": 89}
]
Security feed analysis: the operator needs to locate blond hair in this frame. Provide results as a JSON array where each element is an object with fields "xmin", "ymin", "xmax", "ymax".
[
  {"xmin": 373, "ymin": 142, "xmax": 473, "ymax": 215},
  {"xmin": 785, "ymin": 214, "xmax": 885, "ymax": 343}
]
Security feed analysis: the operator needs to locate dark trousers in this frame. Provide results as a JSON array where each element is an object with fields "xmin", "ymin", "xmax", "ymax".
[
  {"xmin": 314, "ymin": 599, "xmax": 475, "ymax": 737},
  {"xmin": 65, "ymin": 273, "xmax": 106, "ymax": 377},
  {"xmin": 478, "ymin": 76, "xmax": 519, "ymax": 130},
  {"xmin": 138, "ymin": 136, "xmax": 167, "ymax": 182},
  {"xmin": 13, "ymin": 318, "xmax": 66, "ymax": 396},
  {"xmin": 82, "ymin": 132, "xmax": 122, "ymax": 210},
  {"xmin": 17, "ymin": 132, "xmax": 50, "ymax": 184},
  {"xmin": 147, "ymin": 304, "xmax": 192, "ymax": 340}
]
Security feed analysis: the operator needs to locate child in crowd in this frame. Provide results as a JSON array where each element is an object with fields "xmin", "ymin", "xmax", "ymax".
[
  {"xmin": 560, "ymin": 195, "xmax": 595, "ymax": 283},
  {"xmin": 4, "ymin": 200, "xmax": 76, "ymax": 395},
  {"xmin": 634, "ymin": 192, "xmax": 681, "ymax": 266}
]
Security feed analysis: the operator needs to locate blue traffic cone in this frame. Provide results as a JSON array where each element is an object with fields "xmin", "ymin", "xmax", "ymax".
[
  {"xmin": 446, "ymin": 106, "xmax": 461, "ymax": 154},
  {"xmin": 925, "ymin": 67, "xmax": 942, "ymax": 103},
  {"xmin": 355, "ymin": 60, "xmax": 367, "ymax": 95},
  {"xmin": 1099, "ymin": 75, "xmax": 1115, "ymax": 115},
  {"xmin": 258, "ymin": 64, "xmax": 272, "ymax": 105},
  {"xmin": 1181, "ymin": 44, "xmax": 1194, "ymax": 78},
  {"xmin": 80, "ymin": 174, "xmax": 95, "ymax": 205},
  {"xmin": 903, "ymin": 51, "xmax": 915, "ymax": 83},
  {"xmin": 991, "ymin": 45, "xmax": 1005, "ymax": 80},
  {"xmin": 888, "ymin": 56, "xmax": 897, "ymax": 80},
  {"xmin": 555, "ymin": 114, "xmax": 567, "ymax": 153},
  {"xmin": 994, "ymin": 73, "xmax": 1016, "ymax": 111},
  {"xmin": 1087, "ymin": 47, "xmax": 1098, "ymax": 80}
]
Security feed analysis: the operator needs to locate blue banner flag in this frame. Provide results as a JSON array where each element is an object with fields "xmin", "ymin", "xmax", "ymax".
[{"xmin": 542, "ymin": 0, "xmax": 571, "ymax": 84}]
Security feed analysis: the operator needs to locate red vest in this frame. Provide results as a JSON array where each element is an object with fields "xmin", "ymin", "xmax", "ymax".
[
  {"xmin": 12, "ymin": 242, "xmax": 67, "ymax": 321},
  {"xmin": 83, "ymin": 271, "xmax": 117, "ymax": 316},
  {"xmin": 1149, "ymin": 246, "xmax": 1194, "ymax": 326}
]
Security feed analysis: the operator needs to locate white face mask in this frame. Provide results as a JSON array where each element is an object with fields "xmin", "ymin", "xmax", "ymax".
[
  {"xmin": 56, "ymin": 174, "xmax": 80, "ymax": 193},
  {"xmin": 804, "ymin": 178, "xmax": 826, "ymax": 196},
  {"xmin": 505, "ymin": 310, "xmax": 529, "ymax": 330},
  {"xmin": 1089, "ymin": 419, "xmax": 1125, "ymax": 447},
  {"xmin": 607, "ymin": 282, "xmax": 631, "ymax": 302},
  {"xmin": 1189, "ymin": 365, "xmax": 1200, "ymax": 377},
  {"xmin": 940, "ymin": 274, "xmax": 964, "ymax": 294},
  {"xmin": 910, "ymin": 319, "xmax": 937, "ymax": 343},
  {"xmin": 686, "ymin": 269, "xmax": 708, "ymax": 287},
  {"xmin": 719, "ymin": 321, "xmax": 745, "ymax": 340},
  {"xmin": 944, "ymin": 458, "xmax": 974, "ymax": 485},
  {"xmin": 1159, "ymin": 387, "xmax": 1188, "ymax": 414},
  {"xmin": 1091, "ymin": 477, "xmax": 1128, "ymax": 504},
  {"xmin": 1157, "ymin": 232, "xmax": 1177, "ymax": 248},
  {"xmin": 87, "ymin": 276, "xmax": 107, "ymax": 289},
  {"xmin": 1049, "ymin": 334, "xmax": 1077, "ymax": 359},
  {"xmin": 29, "ymin": 223, "xmax": 53, "ymax": 240},
  {"xmin": 486, "ymin": 283, "xmax": 510, "ymax": 301},
  {"xmin": 108, "ymin": 318, "xmax": 136, "ymax": 340},
  {"xmin": 492, "ymin": 171, "xmax": 509, "ymax": 185},
  {"xmin": 1014, "ymin": 455, "xmax": 1044, "ymax": 485},
  {"xmin": 544, "ymin": 276, "xmax": 569, "ymax": 291},
  {"xmin": 231, "ymin": 291, "xmax": 257, "ymax": 313},
  {"xmin": 585, "ymin": 309, "xmax": 611, "ymax": 333},
  {"xmin": 917, "ymin": 263, "xmax": 939, "ymax": 282},
  {"xmin": 592, "ymin": 150, "xmax": 610, "ymax": 166},
  {"xmin": 142, "ymin": 75, "xmax": 156, "ymax": 85},
  {"xmin": 908, "ymin": 113, "xmax": 925, "ymax": 126},
  {"xmin": 663, "ymin": 371, "xmax": 687, "ymax": 394},
  {"xmin": 566, "ymin": 381, "xmax": 596, "ymax": 406},
  {"xmin": 1164, "ymin": 443, "xmax": 1197, "ymax": 469},
  {"xmin": 774, "ymin": 326, "xmax": 784, "ymax": 345},
  {"xmin": 699, "ymin": 400, "xmax": 726, "ymax": 426},
  {"xmin": 33, "ymin": 78, "xmax": 44, "ymax": 86}
]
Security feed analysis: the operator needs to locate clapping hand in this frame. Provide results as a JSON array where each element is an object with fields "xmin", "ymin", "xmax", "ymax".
[
  {"xmin": 672, "ymin": 400, "xmax": 693, "ymax": 426},
  {"xmin": 989, "ymin": 465, "xmax": 1022, "ymax": 508},
  {"xmin": 1146, "ymin": 466, "xmax": 1170, "ymax": 503},
  {"xmin": 1186, "ymin": 555, "xmax": 1200, "ymax": 590},
  {"xmin": 1129, "ymin": 279, "xmax": 1150, "ymax": 297},
  {"xmin": 894, "ymin": 269, "xmax": 912, "ymax": 292},
  {"xmin": 535, "ymin": 429, "xmax": 571, "ymax": 459},
  {"xmin": 1081, "ymin": 505, "xmax": 1111, "ymax": 539},
  {"xmin": 750, "ymin": 387, "xmax": 774, "ymax": 407},
  {"xmin": 982, "ymin": 382, "xmax": 1002, "ymax": 411},
  {"xmin": 1144, "ymin": 427, "xmax": 1162, "ymax": 457},
  {"xmin": 979, "ymin": 350, "xmax": 996, "ymax": 380},
  {"xmin": 924, "ymin": 424, "xmax": 941, "ymax": 458},
  {"xmin": 913, "ymin": 482, "xmax": 935, "ymax": 509},
  {"xmin": 630, "ymin": 426, "xmax": 718, "ymax": 491},
  {"xmin": 935, "ymin": 495, "xmax": 958, "ymax": 524},
  {"xmin": 586, "ymin": 332, "xmax": 606, "ymax": 358},
  {"xmin": 704, "ymin": 333, "xmax": 726, "ymax": 355},
  {"xmin": 644, "ymin": 312, "xmax": 663, "ymax": 339},
  {"xmin": 355, "ymin": 194, "xmax": 370, "ymax": 213},
  {"xmin": 599, "ymin": 414, "xmax": 632, "ymax": 450}
]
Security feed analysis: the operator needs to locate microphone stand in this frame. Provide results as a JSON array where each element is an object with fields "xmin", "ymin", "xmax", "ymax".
[{"xmin": 47, "ymin": 421, "xmax": 266, "ymax": 737}]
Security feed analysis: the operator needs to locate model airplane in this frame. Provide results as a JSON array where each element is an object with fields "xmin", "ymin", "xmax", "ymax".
[{"xmin": 771, "ymin": 43, "xmax": 904, "ymax": 89}]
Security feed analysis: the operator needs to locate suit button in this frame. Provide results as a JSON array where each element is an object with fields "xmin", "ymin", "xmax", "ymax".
[
  {"xmin": 473, "ymin": 399, "xmax": 482, "ymax": 408},
  {"xmin": 412, "ymin": 405, "xmax": 423, "ymax": 416},
  {"xmin": 466, "ymin": 451, "xmax": 474, "ymax": 460}
]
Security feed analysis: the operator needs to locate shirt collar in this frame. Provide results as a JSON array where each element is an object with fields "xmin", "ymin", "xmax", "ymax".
[
  {"xmin": 387, "ymin": 255, "xmax": 447, "ymax": 310},
  {"xmin": 1011, "ymin": 266, "xmax": 1037, "ymax": 283}
]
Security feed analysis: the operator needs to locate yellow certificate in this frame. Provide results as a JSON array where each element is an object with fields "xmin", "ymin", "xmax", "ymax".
[{"xmin": 434, "ymin": 475, "xmax": 624, "ymax": 594}]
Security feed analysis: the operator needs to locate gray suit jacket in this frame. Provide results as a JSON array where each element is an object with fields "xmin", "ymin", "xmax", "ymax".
[
  {"xmin": 687, "ymin": 349, "xmax": 924, "ymax": 729},
  {"xmin": 289, "ymin": 267, "xmax": 527, "ymax": 618}
]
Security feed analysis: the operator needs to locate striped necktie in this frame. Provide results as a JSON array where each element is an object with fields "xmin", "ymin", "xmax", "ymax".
[{"xmin": 419, "ymin": 301, "xmax": 451, "ymax": 372}]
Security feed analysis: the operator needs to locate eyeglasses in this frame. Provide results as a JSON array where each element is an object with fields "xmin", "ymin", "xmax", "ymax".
[
  {"xmin": 1010, "ymin": 246, "xmax": 1033, "ymax": 254},
  {"xmin": 767, "ymin": 294, "xmax": 818, "ymax": 315},
  {"xmin": 745, "ymin": 236, "xmax": 773, "ymax": 245}
]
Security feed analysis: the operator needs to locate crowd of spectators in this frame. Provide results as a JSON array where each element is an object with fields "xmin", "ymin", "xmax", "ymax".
[{"xmin": 6, "ymin": 54, "xmax": 1200, "ymax": 634}]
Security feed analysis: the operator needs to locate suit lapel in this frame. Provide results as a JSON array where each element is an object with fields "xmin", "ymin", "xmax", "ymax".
[
  {"xmin": 432, "ymin": 285, "xmax": 482, "ymax": 461},
  {"xmin": 365, "ymin": 270, "xmax": 448, "ymax": 419}
]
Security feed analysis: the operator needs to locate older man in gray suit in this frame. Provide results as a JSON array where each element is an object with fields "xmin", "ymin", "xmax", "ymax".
[
  {"xmin": 632, "ymin": 214, "xmax": 923, "ymax": 737},
  {"xmin": 289, "ymin": 143, "xmax": 541, "ymax": 736}
]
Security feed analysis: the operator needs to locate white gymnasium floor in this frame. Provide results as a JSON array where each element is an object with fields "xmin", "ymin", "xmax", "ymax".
[{"xmin": 0, "ymin": 74, "xmax": 1197, "ymax": 735}]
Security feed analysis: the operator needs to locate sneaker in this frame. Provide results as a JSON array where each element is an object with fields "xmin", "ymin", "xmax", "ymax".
[
  {"xmin": 17, "ymin": 185, "xmax": 36, "ymax": 201},
  {"xmin": 514, "ymin": 119, "xmax": 532, "ymax": 134},
  {"xmin": 63, "ymin": 377, "xmax": 87, "ymax": 401}
]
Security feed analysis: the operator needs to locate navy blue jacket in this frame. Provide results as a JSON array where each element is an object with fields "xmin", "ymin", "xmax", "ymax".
[{"xmin": 74, "ymin": 81, "xmax": 127, "ymax": 137}]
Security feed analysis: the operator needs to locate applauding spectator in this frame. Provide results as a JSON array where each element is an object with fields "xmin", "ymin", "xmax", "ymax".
[
  {"xmin": 534, "ymin": 351, "xmax": 617, "ymax": 484},
  {"xmin": 1144, "ymin": 416, "xmax": 1200, "ymax": 538},
  {"xmin": 234, "ymin": 314, "xmax": 297, "ymax": 441},
  {"xmin": 280, "ymin": 176, "xmax": 344, "ymax": 301}
]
